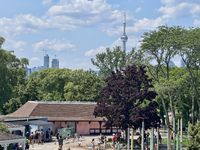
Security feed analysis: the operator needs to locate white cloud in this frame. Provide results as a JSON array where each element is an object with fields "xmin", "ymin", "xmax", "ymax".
[
  {"xmin": 159, "ymin": 1, "xmax": 200, "ymax": 19},
  {"xmin": 110, "ymin": 37, "xmax": 140, "ymax": 49},
  {"xmin": 173, "ymin": 61, "xmax": 180, "ymax": 67},
  {"xmin": 42, "ymin": 0, "xmax": 52, "ymax": 6},
  {"xmin": 33, "ymin": 39, "xmax": 76, "ymax": 52},
  {"xmin": 135, "ymin": 7, "xmax": 141, "ymax": 13},
  {"xmin": 104, "ymin": 17, "xmax": 167, "ymax": 36},
  {"xmin": 29, "ymin": 57, "xmax": 42, "ymax": 67},
  {"xmin": 85, "ymin": 46, "xmax": 106, "ymax": 56},
  {"xmin": 128, "ymin": 17, "xmax": 167, "ymax": 33},
  {"xmin": 85, "ymin": 37, "xmax": 141, "ymax": 56},
  {"xmin": 3, "ymin": 39, "xmax": 27, "ymax": 51},
  {"xmin": 45, "ymin": 0, "xmax": 126, "ymax": 28},
  {"xmin": 13, "ymin": 41, "xmax": 27, "ymax": 51},
  {"xmin": 194, "ymin": 19, "xmax": 200, "ymax": 25},
  {"xmin": 0, "ymin": 14, "xmax": 46, "ymax": 36},
  {"xmin": 74, "ymin": 58, "xmax": 88, "ymax": 62},
  {"xmin": 59, "ymin": 62, "xmax": 66, "ymax": 68},
  {"xmin": 30, "ymin": 57, "xmax": 40, "ymax": 63},
  {"xmin": 0, "ymin": 0, "xmax": 129, "ymax": 36}
]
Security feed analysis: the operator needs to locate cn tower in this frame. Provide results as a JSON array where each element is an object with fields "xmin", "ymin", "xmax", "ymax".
[{"xmin": 121, "ymin": 11, "xmax": 128, "ymax": 51}]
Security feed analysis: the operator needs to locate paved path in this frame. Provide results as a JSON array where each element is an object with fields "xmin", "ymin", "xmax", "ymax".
[
  {"xmin": 29, "ymin": 136, "xmax": 114, "ymax": 150},
  {"xmin": 29, "ymin": 135, "xmax": 187, "ymax": 150}
]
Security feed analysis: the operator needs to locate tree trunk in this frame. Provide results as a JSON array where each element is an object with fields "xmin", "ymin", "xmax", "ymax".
[
  {"xmin": 192, "ymin": 95, "xmax": 194, "ymax": 125},
  {"xmin": 160, "ymin": 92, "xmax": 170, "ymax": 126},
  {"xmin": 160, "ymin": 92, "xmax": 170, "ymax": 150},
  {"xmin": 167, "ymin": 91, "xmax": 176, "ymax": 145}
]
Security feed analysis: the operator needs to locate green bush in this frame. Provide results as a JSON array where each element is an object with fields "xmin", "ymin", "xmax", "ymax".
[{"xmin": 187, "ymin": 122, "xmax": 200, "ymax": 150}]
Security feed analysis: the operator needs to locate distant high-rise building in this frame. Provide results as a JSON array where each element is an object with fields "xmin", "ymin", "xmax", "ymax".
[
  {"xmin": 52, "ymin": 59, "xmax": 59, "ymax": 68},
  {"xmin": 180, "ymin": 59, "xmax": 185, "ymax": 67},
  {"xmin": 36, "ymin": 66, "xmax": 44, "ymax": 72},
  {"xmin": 31, "ymin": 67, "xmax": 36, "ymax": 73},
  {"xmin": 25, "ymin": 67, "xmax": 31, "ymax": 76},
  {"xmin": 44, "ymin": 54, "xmax": 49, "ymax": 68},
  {"xmin": 169, "ymin": 60, "xmax": 175, "ymax": 67}
]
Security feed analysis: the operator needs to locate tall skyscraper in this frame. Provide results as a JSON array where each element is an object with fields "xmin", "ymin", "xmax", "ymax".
[
  {"xmin": 52, "ymin": 59, "xmax": 59, "ymax": 68},
  {"xmin": 121, "ymin": 11, "xmax": 128, "ymax": 51},
  {"xmin": 44, "ymin": 54, "xmax": 49, "ymax": 68},
  {"xmin": 180, "ymin": 59, "xmax": 185, "ymax": 67},
  {"xmin": 25, "ymin": 67, "xmax": 31, "ymax": 76}
]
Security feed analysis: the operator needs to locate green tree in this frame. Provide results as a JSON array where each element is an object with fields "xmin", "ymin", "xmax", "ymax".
[
  {"xmin": 34, "ymin": 68, "xmax": 104, "ymax": 102},
  {"xmin": 94, "ymin": 65, "xmax": 160, "ymax": 138},
  {"xmin": 3, "ymin": 76, "xmax": 42, "ymax": 114},
  {"xmin": 0, "ymin": 37, "xmax": 29, "ymax": 114},
  {"xmin": 177, "ymin": 27, "xmax": 200, "ymax": 120},
  {"xmin": 187, "ymin": 122, "xmax": 200, "ymax": 150},
  {"xmin": 64, "ymin": 69, "xmax": 104, "ymax": 102},
  {"xmin": 0, "ymin": 123, "xmax": 11, "ymax": 150},
  {"xmin": 91, "ymin": 46, "xmax": 143, "ymax": 78},
  {"xmin": 140, "ymin": 25, "xmax": 184, "ymax": 127},
  {"xmin": 0, "ymin": 123, "xmax": 10, "ymax": 133}
]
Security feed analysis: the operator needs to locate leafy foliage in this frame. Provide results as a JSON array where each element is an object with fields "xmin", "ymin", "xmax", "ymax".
[
  {"xmin": 0, "ymin": 37, "xmax": 28, "ymax": 114},
  {"xmin": 187, "ymin": 122, "xmax": 200, "ymax": 150},
  {"xmin": 91, "ymin": 46, "xmax": 143, "ymax": 78},
  {"xmin": 0, "ymin": 123, "xmax": 10, "ymax": 133},
  {"xmin": 4, "ymin": 68, "xmax": 105, "ymax": 114},
  {"xmin": 94, "ymin": 65, "xmax": 160, "ymax": 130}
]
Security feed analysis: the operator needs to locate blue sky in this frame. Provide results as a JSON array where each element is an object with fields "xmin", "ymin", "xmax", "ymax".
[{"xmin": 1, "ymin": 0, "xmax": 200, "ymax": 70}]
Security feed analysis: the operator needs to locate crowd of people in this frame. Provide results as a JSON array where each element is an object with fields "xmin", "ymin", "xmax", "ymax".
[
  {"xmin": 12, "ymin": 130, "xmax": 162, "ymax": 150},
  {"xmin": 135, "ymin": 132, "xmax": 162, "ymax": 150},
  {"xmin": 91, "ymin": 132, "xmax": 122, "ymax": 150},
  {"xmin": 24, "ymin": 128, "xmax": 53, "ymax": 150},
  {"xmin": 91, "ymin": 133, "xmax": 108, "ymax": 150}
]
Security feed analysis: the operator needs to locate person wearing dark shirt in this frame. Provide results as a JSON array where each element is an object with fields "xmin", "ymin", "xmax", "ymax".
[
  {"xmin": 46, "ymin": 130, "xmax": 49, "ymax": 142},
  {"xmin": 58, "ymin": 136, "xmax": 63, "ymax": 149},
  {"xmin": 26, "ymin": 132, "xmax": 30, "ymax": 139},
  {"xmin": 55, "ymin": 131, "xmax": 60, "ymax": 145}
]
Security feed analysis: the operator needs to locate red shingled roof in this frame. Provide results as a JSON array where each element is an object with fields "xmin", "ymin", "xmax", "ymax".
[{"xmin": 10, "ymin": 101, "xmax": 104, "ymax": 122}]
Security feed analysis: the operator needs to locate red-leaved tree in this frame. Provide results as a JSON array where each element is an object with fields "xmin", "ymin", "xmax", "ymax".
[{"xmin": 94, "ymin": 65, "xmax": 160, "ymax": 131}]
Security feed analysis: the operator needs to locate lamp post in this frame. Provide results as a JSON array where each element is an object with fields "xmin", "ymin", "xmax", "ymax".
[
  {"xmin": 164, "ymin": 115, "xmax": 170, "ymax": 150},
  {"xmin": 157, "ymin": 123, "xmax": 160, "ymax": 150},
  {"xmin": 131, "ymin": 128, "xmax": 134, "ymax": 150},
  {"xmin": 127, "ymin": 124, "xmax": 130, "ymax": 150}
]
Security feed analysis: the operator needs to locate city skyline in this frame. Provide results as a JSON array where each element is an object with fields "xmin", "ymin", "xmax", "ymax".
[{"xmin": 1, "ymin": 0, "xmax": 200, "ymax": 70}]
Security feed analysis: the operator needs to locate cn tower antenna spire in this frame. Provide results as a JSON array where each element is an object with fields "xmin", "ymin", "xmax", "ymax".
[{"xmin": 121, "ymin": 7, "xmax": 128, "ymax": 52}]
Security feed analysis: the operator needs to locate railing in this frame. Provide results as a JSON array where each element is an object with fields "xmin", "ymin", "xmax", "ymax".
[{"xmin": 90, "ymin": 128, "xmax": 122, "ymax": 135}]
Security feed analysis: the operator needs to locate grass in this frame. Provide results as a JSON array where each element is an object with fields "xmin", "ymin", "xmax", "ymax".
[{"xmin": 162, "ymin": 138, "xmax": 188, "ymax": 145}]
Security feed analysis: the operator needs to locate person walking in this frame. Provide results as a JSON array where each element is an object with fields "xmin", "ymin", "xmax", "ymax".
[
  {"xmin": 30, "ymin": 132, "xmax": 34, "ymax": 145},
  {"xmin": 38, "ymin": 130, "xmax": 41, "ymax": 144},
  {"xmin": 112, "ymin": 133, "xmax": 116, "ymax": 150},
  {"xmin": 49, "ymin": 128, "xmax": 53, "ymax": 141},
  {"xmin": 26, "ymin": 132, "xmax": 29, "ymax": 140},
  {"xmin": 25, "ymin": 138, "xmax": 30, "ymax": 150},
  {"xmin": 58, "ymin": 136, "xmax": 63, "ymax": 149},
  {"xmin": 97, "ymin": 137, "xmax": 101, "ymax": 150},
  {"xmin": 103, "ymin": 136, "xmax": 107, "ymax": 150},
  {"xmin": 41, "ymin": 132, "xmax": 45, "ymax": 145},
  {"xmin": 91, "ymin": 139, "xmax": 95, "ymax": 150},
  {"xmin": 55, "ymin": 131, "xmax": 60, "ymax": 144},
  {"xmin": 46, "ymin": 129, "xmax": 49, "ymax": 142},
  {"xmin": 35, "ymin": 131, "xmax": 39, "ymax": 144},
  {"xmin": 159, "ymin": 132, "xmax": 162, "ymax": 144}
]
